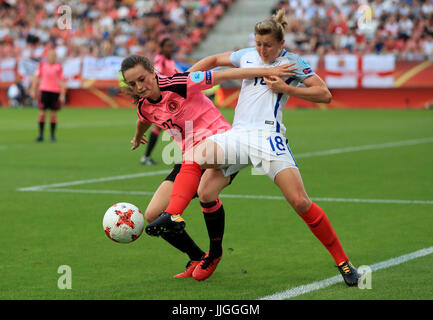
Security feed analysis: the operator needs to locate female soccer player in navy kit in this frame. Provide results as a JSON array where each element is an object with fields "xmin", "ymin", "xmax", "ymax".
[{"xmin": 147, "ymin": 9, "xmax": 359, "ymax": 286}]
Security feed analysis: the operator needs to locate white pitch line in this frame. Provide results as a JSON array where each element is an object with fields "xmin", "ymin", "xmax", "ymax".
[
  {"xmin": 0, "ymin": 120, "xmax": 133, "ymax": 131},
  {"xmin": 258, "ymin": 246, "xmax": 433, "ymax": 300},
  {"xmin": 222, "ymin": 194, "xmax": 433, "ymax": 205},
  {"xmin": 17, "ymin": 170, "xmax": 171, "ymax": 191},
  {"xmin": 310, "ymin": 197, "xmax": 433, "ymax": 205},
  {"xmin": 35, "ymin": 188, "xmax": 156, "ymax": 196},
  {"xmin": 16, "ymin": 136, "xmax": 433, "ymax": 196},
  {"xmin": 19, "ymin": 187, "xmax": 433, "ymax": 205},
  {"xmin": 60, "ymin": 121, "xmax": 134, "ymax": 129},
  {"xmin": 295, "ymin": 137, "xmax": 433, "ymax": 158}
]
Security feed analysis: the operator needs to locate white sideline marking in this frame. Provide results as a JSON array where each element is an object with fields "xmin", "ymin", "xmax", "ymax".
[
  {"xmin": 258, "ymin": 246, "xmax": 433, "ymax": 300},
  {"xmin": 295, "ymin": 137, "xmax": 433, "ymax": 158},
  {"xmin": 34, "ymin": 188, "xmax": 156, "ymax": 196},
  {"xmin": 16, "ymin": 136, "xmax": 433, "ymax": 205},
  {"xmin": 222, "ymin": 194, "xmax": 433, "ymax": 205},
  {"xmin": 17, "ymin": 170, "xmax": 171, "ymax": 191},
  {"xmin": 60, "ymin": 121, "xmax": 133, "ymax": 129},
  {"xmin": 18, "ymin": 187, "xmax": 433, "ymax": 205},
  {"xmin": 0, "ymin": 120, "xmax": 133, "ymax": 131},
  {"xmin": 309, "ymin": 197, "xmax": 433, "ymax": 205}
]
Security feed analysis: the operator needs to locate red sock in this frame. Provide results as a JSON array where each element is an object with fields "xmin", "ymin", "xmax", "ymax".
[
  {"xmin": 299, "ymin": 202, "xmax": 349, "ymax": 265},
  {"xmin": 165, "ymin": 161, "xmax": 202, "ymax": 216}
]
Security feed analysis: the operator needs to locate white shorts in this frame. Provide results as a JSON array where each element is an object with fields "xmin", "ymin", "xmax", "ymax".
[{"xmin": 207, "ymin": 128, "xmax": 298, "ymax": 181}]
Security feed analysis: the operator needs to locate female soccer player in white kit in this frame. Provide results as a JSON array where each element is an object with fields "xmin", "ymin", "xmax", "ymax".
[{"xmin": 146, "ymin": 9, "xmax": 359, "ymax": 286}]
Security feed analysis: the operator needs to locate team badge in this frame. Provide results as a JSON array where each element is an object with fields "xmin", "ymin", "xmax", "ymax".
[
  {"xmin": 167, "ymin": 101, "xmax": 179, "ymax": 113},
  {"xmin": 303, "ymin": 67, "xmax": 312, "ymax": 74},
  {"xmin": 190, "ymin": 71, "xmax": 205, "ymax": 83}
]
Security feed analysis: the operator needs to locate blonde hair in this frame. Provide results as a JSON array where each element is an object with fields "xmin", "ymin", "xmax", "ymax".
[{"xmin": 254, "ymin": 9, "xmax": 288, "ymax": 42}]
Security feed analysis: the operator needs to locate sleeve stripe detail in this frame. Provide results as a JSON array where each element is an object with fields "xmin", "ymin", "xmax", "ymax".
[
  {"xmin": 157, "ymin": 74, "xmax": 188, "ymax": 98},
  {"xmin": 159, "ymin": 74, "xmax": 189, "ymax": 82},
  {"xmin": 159, "ymin": 77, "xmax": 188, "ymax": 83},
  {"xmin": 159, "ymin": 79, "xmax": 188, "ymax": 86},
  {"xmin": 159, "ymin": 75, "xmax": 188, "ymax": 81}
]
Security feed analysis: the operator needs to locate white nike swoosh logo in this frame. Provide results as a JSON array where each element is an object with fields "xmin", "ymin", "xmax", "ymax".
[{"xmin": 170, "ymin": 215, "xmax": 181, "ymax": 221}]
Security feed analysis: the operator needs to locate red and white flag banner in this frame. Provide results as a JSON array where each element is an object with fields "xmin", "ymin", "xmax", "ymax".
[{"xmin": 325, "ymin": 54, "xmax": 395, "ymax": 88}]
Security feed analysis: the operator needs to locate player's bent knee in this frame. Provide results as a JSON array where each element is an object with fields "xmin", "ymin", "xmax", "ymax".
[
  {"xmin": 197, "ymin": 188, "xmax": 219, "ymax": 203},
  {"xmin": 197, "ymin": 171, "xmax": 228, "ymax": 203},
  {"xmin": 289, "ymin": 195, "xmax": 312, "ymax": 214},
  {"xmin": 197, "ymin": 179, "xmax": 219, "ymax": 203}
]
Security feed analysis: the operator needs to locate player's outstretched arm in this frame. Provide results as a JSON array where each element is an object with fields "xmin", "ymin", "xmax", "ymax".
[
  {"xmin": 131, "ymin": 120, "xmax": 150, "ymax": 150},
  {"xmin": 213, "ymin": 63, "xmax": 297, "ymax": 85},
  {"xmin": 188, "ymin": 52, "xmax": 234, "ymax": 72}
]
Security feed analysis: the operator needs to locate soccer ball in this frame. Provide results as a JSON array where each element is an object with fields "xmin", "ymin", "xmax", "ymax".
[{"xmin": 103, "ymin": 202, "xmax": 145, "ymax": 243}]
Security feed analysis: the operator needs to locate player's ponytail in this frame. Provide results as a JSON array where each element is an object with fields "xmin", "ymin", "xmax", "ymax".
[{"xmin": 254, "ymin": 9, "xmax": 288, "ymax": 42}]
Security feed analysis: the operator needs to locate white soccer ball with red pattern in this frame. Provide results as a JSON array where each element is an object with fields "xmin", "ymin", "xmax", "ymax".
[{"xmin": 103, "ymin": 202, "xmax": 144, "ymax": 243}]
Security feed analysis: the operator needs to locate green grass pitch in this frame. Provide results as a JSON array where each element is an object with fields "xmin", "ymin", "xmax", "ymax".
[{"xmin": 1, "ymin": 106, "xmax": 432, "ymax": 300}]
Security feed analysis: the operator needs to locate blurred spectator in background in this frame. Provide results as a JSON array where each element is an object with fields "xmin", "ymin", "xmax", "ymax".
[
  {"xmin": 7, "ymin": 78, "xmax": 26, "ymax": 108},
  {"xmin": 0, "ymin": 0, "xmax": 432, "ymax": 66},
  {"xmin": 270, "ymin": 0, "xmax": 433, "ymax": 60},
  {"xmin": 0, "ymin": 0, "xmax": 233, "ymax": 62}
]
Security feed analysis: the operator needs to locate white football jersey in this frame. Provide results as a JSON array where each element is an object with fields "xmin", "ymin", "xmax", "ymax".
[{"xmin": 229, "ymin": 48, "xmax": 315, "ymax": 135}]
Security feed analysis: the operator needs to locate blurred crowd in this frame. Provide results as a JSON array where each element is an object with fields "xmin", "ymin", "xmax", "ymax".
[
  {"xmin": 0, "ymin": 0, "xmax": 232, "ymax": 62},
  {"xmin": 271, "ymin": 0, "xmax": 433, "ymax": 60},
  {"xmin": 1, "ymin": 0, "xmax": 432, "ymax": 64}
]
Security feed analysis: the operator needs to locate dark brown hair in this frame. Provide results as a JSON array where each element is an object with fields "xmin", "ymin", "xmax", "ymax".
[
  {"xmin": 120, "ymin": 55, "xmax": 154, "ymax": 104},
  {"xmin": 120, "ymin": 54, "xmax": 154, "ymax": 76}
]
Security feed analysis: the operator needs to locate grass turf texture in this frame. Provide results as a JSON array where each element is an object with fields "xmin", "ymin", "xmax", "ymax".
[{"xmin": 1, "ymin": 107, "xmax": 432, "ymax": 300}]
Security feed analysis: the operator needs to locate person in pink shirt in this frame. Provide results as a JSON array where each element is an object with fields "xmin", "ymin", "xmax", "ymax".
[
  {"xmin": 141, "ymin": 38, "xmax": 178, "ymax": 165},
  {"xmin": 30, "ymin": 50, "xmax": 66, "ymax": 142},
  {"xmin": 121, "ymin": 54, "xmax": 295, "ymax": 280},
  {"xmin": 153, "ymin": 38, "xmax": 177, "ymax": 76}
]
